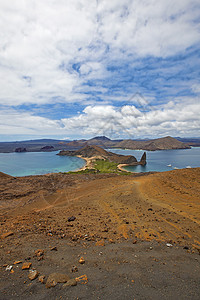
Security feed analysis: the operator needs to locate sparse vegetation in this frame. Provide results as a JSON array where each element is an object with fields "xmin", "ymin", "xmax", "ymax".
[
  {"xmin": 66, "ymin": 159, "xmax": 132, "ymax": 175},
  {"xmin": 94, "ymin": 159, "xmax": 118, "ymax": 173}
]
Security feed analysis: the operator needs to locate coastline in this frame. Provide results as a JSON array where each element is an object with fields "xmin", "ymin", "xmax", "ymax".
[
  {"xmin": 75, "ymin": 156, "xmax": 132, "ymax": 173},
  {"xmin": 75, "ymin": 155, "xmax": 106, "ymax": 171},
  {"xmin": 117, "ymin": 163, "xmax": 130, "ymax": 172}
]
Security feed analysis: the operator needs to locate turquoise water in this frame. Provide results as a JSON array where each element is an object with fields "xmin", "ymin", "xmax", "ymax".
[
  {"xmin": 0, "ymin": 151, "xmax": 85, "ymax": 177},
  {"xmin": 0, "ymin": 148, "xmax": 199, "ymax": 176},
  {"xmin": 108, "ymin": 147, "xmax": 200, "ymax": 173}
]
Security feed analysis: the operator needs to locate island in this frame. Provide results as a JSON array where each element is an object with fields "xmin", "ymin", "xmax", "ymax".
[{"xmin": 58, "ymin": 145, "xmax": 146, "ymax": 172}]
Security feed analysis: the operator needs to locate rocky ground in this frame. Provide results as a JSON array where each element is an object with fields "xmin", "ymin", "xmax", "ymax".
[{"xmin": 0, "ymin": 168, "xmax": 200, "ymax": 299}]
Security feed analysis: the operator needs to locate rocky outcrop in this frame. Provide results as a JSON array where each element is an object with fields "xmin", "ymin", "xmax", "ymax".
[
  {"xmin": 40, "ymin": 145, "xmax": 54, "ymax": 151},
  {"xmin": 15, "ymin": 147, "xmax": 26, "ymax": 153},
  {"xmin": 140, "ymin": 152, "xmax": 146, "ymax": 165}
]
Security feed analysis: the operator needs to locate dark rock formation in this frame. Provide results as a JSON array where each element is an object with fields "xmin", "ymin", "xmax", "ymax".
[
  {"xmin": 40, "ymin": 145, "xmax": 54, "ymax": 151},
  {"xmin": 15, "ymin": 147, "xmax": 26, "ymax": 153},
  {"xmin": 140, "ymin": 152, "xmax": 146, "ymax": 165}
]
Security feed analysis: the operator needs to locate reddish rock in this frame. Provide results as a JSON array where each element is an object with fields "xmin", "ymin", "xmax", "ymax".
[
  {"xmin": 38, "ymin": 275, "xmax": 45, "ymax": 283},
  {"xmin": 28, "ymin": 269, "xmax": 39, "ymax": 280},
  {"xmin": 14, "ymin": 261, "xmax": 22, "ymax": 265},
  {"xmin": 79, "ymin": 257, "xmax": 85, "ymax": 264},
  {"xmin": 34, "ymin": 249, "xmax": 44, "ymax": 260},
  {"xmin": 22, "ymin": 262, "xmax": 32, "ymax": 270}
]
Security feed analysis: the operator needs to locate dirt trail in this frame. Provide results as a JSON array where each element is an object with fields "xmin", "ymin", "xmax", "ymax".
[
  {"xmin": 1, "ymin": 169, "xmax": 200, "ymax": 299},
  {"xmin": 1, "ymin": 169, "xmax": 199, "ymax": 249}
]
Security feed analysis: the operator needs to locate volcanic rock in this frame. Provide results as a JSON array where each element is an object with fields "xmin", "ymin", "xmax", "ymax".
[
  {"xmin": 46, "ymin": 273, "xmax": 70, "ymax": 288},
  {"xmin": 28, "ymin": 269, "xmax": 39, "ymax": 280},
  {"xmin": 79, "ymin": 257, "xmax": 85, "ymax": 264},
  {"xmin": 22, "ymin": 262, "xmax": 32, "ymax": 270},
  {"xmin": 63, "ymin": 279, "xmax": 77, "ymax": 287}
]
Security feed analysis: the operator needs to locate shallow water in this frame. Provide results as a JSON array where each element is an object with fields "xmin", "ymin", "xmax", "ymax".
[
  {"xmin": 0, "ymin": 151, "xmax": 85, "ymax": 176},
  {"xmin": 108, "ymin": 147, "xmax": 200, "ymax": 173}
]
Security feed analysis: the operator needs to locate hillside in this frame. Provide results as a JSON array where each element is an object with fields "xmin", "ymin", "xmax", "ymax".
[{"xmin": 115, "ymin": 136, "xmax": 191, "ymax": 151}]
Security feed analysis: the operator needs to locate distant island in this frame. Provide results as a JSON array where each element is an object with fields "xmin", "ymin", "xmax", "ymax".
[
  {"xmin": 58, "ymin": 145, "xmax": 146, "ymax": 172},
  {"xmin": 0, "ymin": 136, "xmax": 196, "ymax": 153}
]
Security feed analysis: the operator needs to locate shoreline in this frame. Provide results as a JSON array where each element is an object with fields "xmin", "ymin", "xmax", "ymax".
[{"xmin": 75, "ymin": 156, "xmax": 133, "ymax": 173}]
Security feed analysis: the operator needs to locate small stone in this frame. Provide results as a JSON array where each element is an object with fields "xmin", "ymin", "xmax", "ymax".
[
  {"xmin": 34, "ymin": 249, "xmax": 44, "ymax": 260},
  {"xmin": 166, "ymin": 243, "xmax": 173, "ymax": 247},
  {"xmin": 68, "ymin": 216, "xmax": 76, "ymax": 222},
  {"xmin": 63, "ymin": 279, "xmax": 77, "ymax": 287},
  {"xmin": 79, "ymin": 257, "xmax": 85, "ymax": 264},
  {"xmin": 71, "ymin": 266, "xmax": 78, "ymax": 273},
  {"xmin": 50, "ymin": 246, "xmax": 57, "ymax": 251},
  {"xmin": 1, "ymin": 232, "xmax": 14, "ymax": 239},
  {"xmin": 28, "ymin": 269, "xmax": 39, "ymax": 281},
  {"xmin": 6, "ymin": 265, "xmax": 13, "ymax": 271},
  {"xmin": 22, "ymin": 262, "xmax": 32, "ymax": 270},
  {"xmin": 14, "ymin": 261, "xmax": 22, "ymax": 265},
  {"xmin": 95, "ymin": 240, "xmax": 105, "ymax": 247},
  {"xmin": 46, "ymin": 273, "xmax": 70, "ymax": 288},
  {"xmin": 38, "ymin": 275, "xmax": 45, "ymax": 283}
]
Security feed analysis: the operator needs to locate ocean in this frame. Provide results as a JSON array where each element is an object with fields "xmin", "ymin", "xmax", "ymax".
[
  {"xmin": 108, "ymin": 147, "xmax": 200, "ymax": 173},
  {"xmin": 0, "ymin": 147, "xmax": 199, "ymax": 176},
  {"xmin": 0, "ymin": 151, "xmax": 85, "ymax": 177}
]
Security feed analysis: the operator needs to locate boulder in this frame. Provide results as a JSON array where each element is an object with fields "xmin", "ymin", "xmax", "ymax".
[{"xmin": 46, "ymin": 273, "xmax": 70, "ymax": 288}]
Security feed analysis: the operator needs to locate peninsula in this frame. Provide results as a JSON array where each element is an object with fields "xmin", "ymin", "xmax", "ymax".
[{"xmin": 58, "ymin": 144, "xmax": 146, "ymax": 171}]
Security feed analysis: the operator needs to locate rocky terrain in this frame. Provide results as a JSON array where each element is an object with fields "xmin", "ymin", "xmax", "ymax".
[
  {"xmin": 0, "ymin": 168, "xmax": 200, "ymax": 299},
  {"xmin": 58, "ymin": 145, "xmax": 146, "ymax": 166}
]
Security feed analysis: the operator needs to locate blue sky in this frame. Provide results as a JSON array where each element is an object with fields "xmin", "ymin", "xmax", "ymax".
[{"xmin": 0, "ymin": 0, "xmax": 200, "ymax": 141}]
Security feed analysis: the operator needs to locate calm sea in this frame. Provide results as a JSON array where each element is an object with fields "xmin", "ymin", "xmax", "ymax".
[
  {"xmin": 0, "ymin": 151, "xmax": 85, "ymax": 177},
  {"xmin": 108, "ymin": 147, "xmax": 200, "ymax": 173},
  {"xmin": 0, "ymin": 148, "xmax": 199, "ymax": 176}
]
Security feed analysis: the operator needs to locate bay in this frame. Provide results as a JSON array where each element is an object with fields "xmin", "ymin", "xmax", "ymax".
[
  {"xmin": 0, "ymin": 147, "xmax": 199, "ymax": 177},
  {"xmin": 108, "ymin": 147, "xmax": 200, "ymax": 173},
  {"xmin": 0, "ymin": 151, "xmax": 85, "ymax": 177}
]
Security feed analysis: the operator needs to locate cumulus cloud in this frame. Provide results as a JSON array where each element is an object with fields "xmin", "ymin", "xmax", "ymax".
[
  {"xmin": 0, "ymin": 0, "xmax": 200, "ymax": 107},
  {"xmin": 0, "ymin": 96, "xmax": 199, "ymax": 139},
  {"xmin": 0, "ymin": 0, "xmax": 199, "ymax": 139}
]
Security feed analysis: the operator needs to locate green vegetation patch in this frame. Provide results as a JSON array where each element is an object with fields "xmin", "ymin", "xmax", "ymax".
[
  {"xmin": 94, "ymin": 159, "xmax": 118, "ymax": 173},
  {"xmin": 64, "ymin": 159, "xmax": 132, "ymax": 175}
]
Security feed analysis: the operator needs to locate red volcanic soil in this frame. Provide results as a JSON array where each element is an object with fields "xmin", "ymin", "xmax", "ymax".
[{"xmin": 0, "ymin": 169, "xmax": 200, "ymax": 299}]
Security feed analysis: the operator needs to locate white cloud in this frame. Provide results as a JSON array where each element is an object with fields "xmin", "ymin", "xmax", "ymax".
[
  {"xmin": 0, "ymin": 0, "xmax": 199, "ymax": 107},
  {"xmin": 59, "ymin": 97, "xmax": 200, "ymax": 138},
  {"xmin": 0, "ymin": 96, "xmax": 199, "ymax": 138}
]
